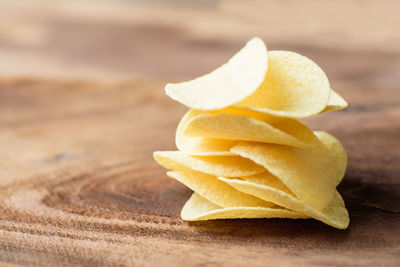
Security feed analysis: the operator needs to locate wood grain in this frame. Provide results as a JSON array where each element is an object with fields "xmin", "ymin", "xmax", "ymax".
[
  {"xmin": 0, "ymin": 0, "xmax": 399, "ymax": 266},
  {"xmin": 0, "ymin": 77, "xmax": 399, "ymax": 266}
]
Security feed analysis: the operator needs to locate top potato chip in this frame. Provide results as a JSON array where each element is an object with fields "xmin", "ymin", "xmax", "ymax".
[
  {"xmin": 236, "ymin": 51, "xmax": 331, "ymax": 118},
  {"xmin": 165, "ymin": 37, "xmax": 268, "ymax": 110},
  {"xmin": 165, "ymin": 38, "xmax": 338, "ymax": 118}
]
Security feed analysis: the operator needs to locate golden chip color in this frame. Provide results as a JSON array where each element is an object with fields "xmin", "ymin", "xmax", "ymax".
[
  {"xmin": 176, "ymin": 109, "xmax": 236, "ymax": 156},
  {"xmin": 314, "ymin": 131, "xmax": 347, "ymax": 184},
  {"xmin": 176, "ymin": 136, "xmax": 235, "ymax": 157},
  {"xmin": 167, "ymin": 171, "xmax": 274, "ymax": 208},
  {"xmin": 323, "ymin": 89, "xmax": 348, "ymax": 112},
  {"xmin": 184, "ymin": 113, "xmax": 319, "ymax": 148},
  {"xmin": 154, "ymin": 37, "xmax": 349, "ymax": 229},
  {"xmin": 165, "ymin": 37, "xmax": 268, "ymax": 110},
  {"xmin": 230, "ymin": 134, "xmax": 341, "ymax": 210},
  {"xmin": 219, "ymin": 173, "xmax": 349, "ymax": 229},
  {"xmin": 217, "ymin": 131, "xmax": 348, "ymax": 228},
  {"xmin": 218, "ymin": 177, "xmax": 348, "ymax": 229},
  {"xmin": 236, "ymin": 51, "xmax": 331, "ymax": 118},
  {"xmin": 212, "ymin": 90, "xmax": 347, "ymax": 124},
  {"xmin": 211, "ymin": 106, "xmax": 281, "ymax": 123},
  {"xmin": 181, "ymin": 193, "xmax": 308, "ymax": 221},
  {"xmin": 153, "ymin": 151, "xmax": 265, "ymax": 177}
]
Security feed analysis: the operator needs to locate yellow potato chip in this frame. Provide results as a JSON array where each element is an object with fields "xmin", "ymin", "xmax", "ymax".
[
  {"xmin": 314, "ymin": 131, "xmax": 347, "ymax": 184},
  {"xmin": 167, "ymin": 171, "xmax": 274, "ymax": 208},
  {"xmin": 165, "ymin": 37, "xmax": 268, "ymax": 110},
  {"xmin": 183, "ymin": 112, "xmax": 318, "ymax": 148},
  {"xmin": 216, "ymin": 131, "xmax": 348, "ymax": 228},
  {"xmin": 153, "ymin": 151, "xmax": 265, "ymax": 177},
  {"xmin": 213, "ymin": 89, "xmax": 347, "ymax": 122},
  {"xmin": 176, "ymin": 137, "xmax": 235, "ymax": 156},
  {"xmin": 181, "ymin": 193, "xmax": 308, "ymax": 221},
  {"xmin": 323, "ymin": 89, "xmax": 348, "ymax": 112},
  {"xmin": 211, "ymin": 106, "xmax": 281, "ymax": 123},
  {"xmin": 239, "ymin": 172, "xmax": 294, "ymax": 195},
  {"xmin": 176, "ymin": 109, "xmax": 236, "ymax": 156},
  {"xmin": 236, "ymin": 51, "xmax": 331, "ymax": 118},
  {"xmin": 230, "ymin": 132, "xmax": 342, "ymax": 210},
  {"xmin": 219, "ymin": 174, "xmax": 349, "ymax": 229}
]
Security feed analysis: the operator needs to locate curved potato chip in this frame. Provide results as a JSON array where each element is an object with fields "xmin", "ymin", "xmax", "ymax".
[
  {"xmin": 212, "ymin": 88, "xmax": 347, "ymax": 121},
  {"xmin": 184, "ymin": 112, "xmax": 319, "ymax": 148},
  {"xmin": 181, "ymin": 193, "xmax": 308, "ymax": 221},
  {"xmin": 219, "ymin": 174, "xmax": 349, "ymax": 229},
  {"xmin": 239, "ymin": 171, "xmax": 294, "ymax": 195},
  {"xmin": 176, "ymin": 110, "xmax": 236, "ymax": 156},
  {"xmin": 236, "ymin": 51, "xmax": 331, "ymax": 118},
  {"xmin": 214, "ymin": 89, "xmax": 348, "ymax": 121},
  {"xmin": 176, "ymin": 137, "xmax": 235, "ymax": 156},
  {"xmin": 153, "ymin": 151, "xmax": 265, "ymax": 177},
  {"xmin": 323, "ymin": 89, "xmax": 348, "ymax": 112},
  {"xmin": 314, "ymin": 131, "xmax": 347, "ymax": 184},
  {"xmin": 167, "ymin": 171, "xmax": 274, "ymax": 208},
  {"xmin": 211, "ymin": 106, "xmax": 281, "ymax": 123},
  {"xmin": 165, "ymin": 37, "xmax": 268, "ymax": 110},
  {"xmin": 230, "ymin": 132, "xmax": 341, "ymax": 210}
]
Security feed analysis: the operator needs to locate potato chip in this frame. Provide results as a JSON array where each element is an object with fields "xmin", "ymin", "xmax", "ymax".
[
  {"xmin": 211, "ymin": 106, "xmax": 282, "ymax": 123},
  {"xmin": 176, "ymin": 136, "xmax": 235, "ymax": 156},
  {"xmin": 213, "ymin": 89, "xmax": 347, "ymax": 122},
  {"xmin": 153, "ymin": 151, "xmax": 265, "ymax": 177},
  {"xmin": 219, "ymin": 174, "xmax": 349, "ymax": 229},
  {"xmin": 238, "ymin": 171, "xmax": 294, "ymax": 195},
  {"xmin": 167, "ymin": 171, "xmax": 274, "ymax": 208},
  {"xmin": 165, "ymin": 37, "xmax": 268, "ymax": 110},
  {"xmin": 176, "ymin": 109, "xmax": 236, "ymax": 156},
  {"xmin": 230, "ymin": 132, "xmax": 343, "ymax": 210},
  {"xmin": 184, "ymin": 112, "xmax": 318, "ymax": 148},
  {"xmin": 323, "ymin": 89, "xmax": 348, "ymax": 112},
  {"xmin": 235, "ymin": 51, "xmax": 331, "ymax": 118},
  {"xmin": 181, "ymin": 193, "xmax": 308, "ymax": 221},
  {"xmin": 314, "ymin": 131, "xmax": 347, "ymax": 184}
]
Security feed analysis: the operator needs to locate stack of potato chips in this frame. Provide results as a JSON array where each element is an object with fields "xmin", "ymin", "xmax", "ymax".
[{"xmin": 154, "ymin": 38, "xmax": 349, "ymax": 229}]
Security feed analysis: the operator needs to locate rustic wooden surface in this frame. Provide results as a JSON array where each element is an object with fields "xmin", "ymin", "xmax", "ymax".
[{"xmin": 0, "ymin": 0, "xmax": 399, "ymax": 266}]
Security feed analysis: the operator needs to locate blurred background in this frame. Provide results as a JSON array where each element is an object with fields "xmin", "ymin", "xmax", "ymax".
[{"xmin": 1, "ymin": 0, "xmax": 399, "ymax": 89}]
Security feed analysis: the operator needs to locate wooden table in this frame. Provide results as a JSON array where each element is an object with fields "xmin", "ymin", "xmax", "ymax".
[{"xmin": 1, "ymin": 1, "xmax": 399, "ymax": 266}]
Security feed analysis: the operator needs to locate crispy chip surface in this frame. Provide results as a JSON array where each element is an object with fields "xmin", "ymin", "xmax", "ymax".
[
  {"xmin": 314, "ymin": 131, "xmax": 347, "ymax": 184},
  {"xmin": 167, "ymin": 171, "xmax": 274, "ymax": 208},
  {"xmin": 176, "ymin": 110, "xmax": 236, "ymax": 156},
  {"xmin": 236, "ymin": 51, "xmax": 331, "ymax": 118},
  {"xmin": 230, "ymin": 132, "xmax": 343, "ymax": 210},
  {"xmin": 153, "ymin": 151, "xmax": 265, "ymax": 177},
  {"xmin": 219, "ymin": 175, "xmax": 349, "ymax": 229},
  {"xmin": 181, "ymin": 193, "xmax": 308, "ymax": 221},
  {"xmin": 323, "ymin": 89, "xmax": 348, "ymax": 112},
  {"xmin": 184, "ymin": 113, "xmax": 318, "ymax": 148},
  {"xmin": 165, "ymin": 37, "xmax": 268, "ymax": 110},
  {"xmin": 155, "ymin": 37, "xmax": 349, "ymax": 229}
]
